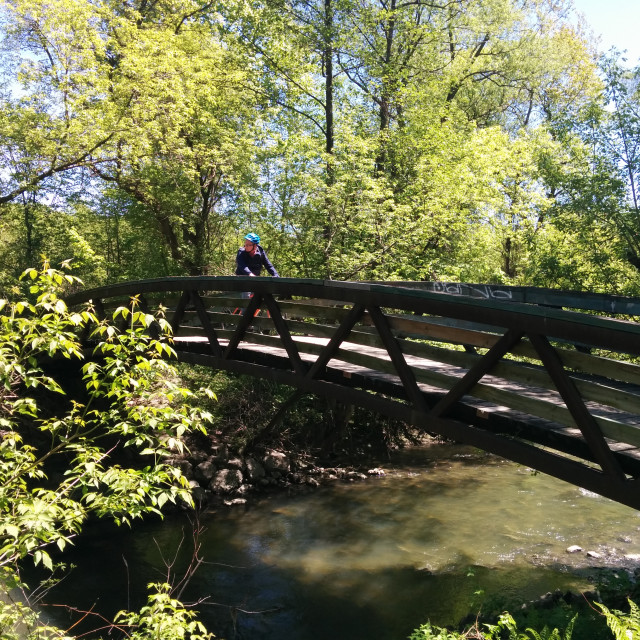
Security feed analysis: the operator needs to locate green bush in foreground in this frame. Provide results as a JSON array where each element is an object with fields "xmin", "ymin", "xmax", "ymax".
[
  {"xmin": 410, "ymin": 602, "xmax": 640, "ymax": 640},
  {"xmin": 0, "ymin": 263, "xmax": 215, "ymax": 638},
  {"xmin": 596, "ymin": 599, "xmax": 640, "ymax": 640},
  {"xmin": 409, "ymin": 621, "xmax": 465, "ymax": 639}
]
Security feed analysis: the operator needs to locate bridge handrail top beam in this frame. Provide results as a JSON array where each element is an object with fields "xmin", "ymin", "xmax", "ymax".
[
  {"xmin": 64, "ymin": 276, "xmax": 640, "ymax": 347},
  {"xmin": 373, "ymin": 280, "xmax": 640, "ymax": 315}
]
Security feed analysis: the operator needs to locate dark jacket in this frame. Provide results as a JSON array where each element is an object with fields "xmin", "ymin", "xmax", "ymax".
[{"xmin": 235, "ymin": 245, "xmax": 279, "ymax": 277}]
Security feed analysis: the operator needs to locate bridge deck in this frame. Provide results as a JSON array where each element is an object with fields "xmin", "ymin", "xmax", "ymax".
[{"xmin": 175, "ymin": 334, "xmax": 640, "ymax": 471}]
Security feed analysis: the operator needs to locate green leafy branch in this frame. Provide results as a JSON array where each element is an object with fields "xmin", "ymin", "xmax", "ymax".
[{"xmin": 0, "ymin": 262, "xmax": 216, "ymax": 638}]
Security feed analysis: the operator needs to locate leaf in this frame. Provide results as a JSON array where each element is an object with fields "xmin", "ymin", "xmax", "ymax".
[
  {"xmin": 34, "ymin": 550, "xmax": 53, "ymax": 571},
  {"xmin": 1, "ymin": 525, "xmax": 20, "ymax": 538}
]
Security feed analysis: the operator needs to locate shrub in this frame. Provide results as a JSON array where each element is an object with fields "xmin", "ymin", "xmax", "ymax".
[{"xmin": 0, "ymin": 262, "xmax": 214, "ymax": 638}]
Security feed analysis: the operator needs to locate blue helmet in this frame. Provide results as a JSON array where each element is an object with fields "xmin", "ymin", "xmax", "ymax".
[{"xmin": 244, "ymin": 232, "xmax": 260, "ymax": 244}]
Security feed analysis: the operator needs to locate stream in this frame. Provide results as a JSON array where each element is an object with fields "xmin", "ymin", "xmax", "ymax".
[{"xmin": 41, "ymin": 443, "xmax": 640, "ymax": 639}]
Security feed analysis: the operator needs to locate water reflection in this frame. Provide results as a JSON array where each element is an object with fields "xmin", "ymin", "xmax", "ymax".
[{"xmin": 43, "ymin": 444, "xmax": 640, "ymax": 639}]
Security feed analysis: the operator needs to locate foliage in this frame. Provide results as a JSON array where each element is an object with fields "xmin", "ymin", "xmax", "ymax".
[
  {"xmin": 595, "ymin": 599, "xmax": 640, "ymax": 640},
  {"xmin": 407, "ymin": 612, "xmax": 580, "ymax": 640},
  {"xmin": 532, "ymin": 51, "xmax": 640, "ymax": 291},
  {"xmin": 0, "ymin": 202, "xmax": 112, "ymax": 291},
  {"xmin": 483, "ymin": 613, "xmax": 532, "ymax": 640},
  {"xmin": 0, "ymin": 567, "xmax": 71, "ymax": 640},
  {"xmin": 495, "ymin": 611, "xmax": 576, "ymax": 640},
  {"xmin": 0, "ymin": 262, "xmax": 215, "ymax": 637},
  {"xmin": 408, "ymin": 621, "xmax": 466, "ymax": 639},
  {"xmin": 114, "ymin": 582, "xmax": 214, "ymax": 640},
  {"xmin": 0, "ymin": 0, "xmax": 258, "ymax": 275},
  {"xmin": 2, "ymin": 0, "xmax": 627, "ymax": 287}
]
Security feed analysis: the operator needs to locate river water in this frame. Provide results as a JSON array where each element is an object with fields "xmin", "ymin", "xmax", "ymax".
[{"xmin": 42, "ymin": 444, "xmax": 640, "ymax": 639}]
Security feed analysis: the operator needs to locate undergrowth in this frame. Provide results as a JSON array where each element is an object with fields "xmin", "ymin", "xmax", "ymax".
[{"xmin": 176, "ymin": 364, "xmax": 423, "ymax": 460}]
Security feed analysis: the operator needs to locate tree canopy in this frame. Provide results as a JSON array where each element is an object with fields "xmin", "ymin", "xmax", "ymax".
[{"xmin": 1, "ymin": 0, "xmax": 639, "ymax": 291}]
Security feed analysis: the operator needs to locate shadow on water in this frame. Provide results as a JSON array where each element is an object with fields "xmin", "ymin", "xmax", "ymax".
[
  {"xmin": 39, "ymin": 523, "xmax": 590, "ymax": 640},
  {"xmin": 35, "ymin": 444, "xmax": 640, "ymax": 639}
]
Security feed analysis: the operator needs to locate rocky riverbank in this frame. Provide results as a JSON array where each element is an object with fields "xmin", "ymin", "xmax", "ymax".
[{"xmin": 171, "ymin": 437, "xmax": 389, "ymax": 507}]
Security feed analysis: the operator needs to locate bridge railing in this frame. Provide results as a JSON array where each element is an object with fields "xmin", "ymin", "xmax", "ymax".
[
  {"xmin": 66, "ymin": 277, "xmax": 640, "ymax": 509},
  {"xmin": 375, "ymin": 280, "xmax": 640, "ymax": 316}
]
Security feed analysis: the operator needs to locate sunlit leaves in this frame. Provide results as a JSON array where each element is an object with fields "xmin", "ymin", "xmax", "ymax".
[
  {"xmin": 0, "ymin": 262, "xmax": 213, "ymax": 587},
  {"xmin": 115, "ymin": 582, "xmax": 215, "ymax": 640},
  {"xmin": 0, "ymin": 0, "xmax": 255, "ymax": 282}
]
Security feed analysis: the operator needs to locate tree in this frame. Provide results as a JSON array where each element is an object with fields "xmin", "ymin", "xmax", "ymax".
[
  {"xmin": 529, "ymin": 53, "xmax": 640, "ymax": 293},
  {"xmin": 0, "ymin": 0, "xmax": 122, "ymax": 205},
  {"xmin": 1, "ymin": 0, "xmax": 263, "ymax": 275},
  {"xmin": 0, "ymin": 262, "xmax": 215, "ymax": 637},
  {"xmin": 85, "ymin": 0, "xmax": 258, "ymax": 275},
  {"xmin": 597, "ymin": 55, "xmax": 640, "ymax": 272},
  {"xmin": 0, "ymin": 0, "xmax": 623, "ymax": 288},
  {"xmin": 235, "ymin": 0, "xmax": 605, "ymax": 283}
]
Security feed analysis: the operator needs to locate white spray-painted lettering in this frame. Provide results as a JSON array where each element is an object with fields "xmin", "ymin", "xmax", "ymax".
[{"xmin": 432, "ymin": 282, "xmax": 513, "ymax": 300}]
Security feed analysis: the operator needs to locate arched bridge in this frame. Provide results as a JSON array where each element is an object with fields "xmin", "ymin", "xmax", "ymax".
[{"xmin": 66, "ymin": 277, "xmax": 640, "ymax": 510}]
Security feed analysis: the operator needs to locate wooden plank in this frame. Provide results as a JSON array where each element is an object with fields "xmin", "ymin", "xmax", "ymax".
[
  {"xmin": 178, "ymin": 335, "xmax": 640, "ymax": 461},
  {"xmin": 171, "ymin": 302, "xmax": 640, "ymax": 430},
  {"xmin": 70, "ymin": 276, "xmax": 640, "ymax": 477},
  {"xmin": 515, "ymin": 343, "xmax": 640, "ymax": 386},
  {"xmin": 177, "ymin": 309, "xmax": 640, "ymax": 419},
  {"xmin": 277, "ymin": 301, "xmax": 352, "ymax": 322},
  {"xmin": 377, "ymin": 280, "xmax": 640, "ymax": 315},
  {"xmin": 176, "ymin": 347, "xmax": 640, "ymax": 510},
  {"xmin": 386, "ymin": 315, "xmax": 500, "ymax": 347},
  {"xmin": 249, "ymin": 336, "xmax": 640, "ymax": 449}
]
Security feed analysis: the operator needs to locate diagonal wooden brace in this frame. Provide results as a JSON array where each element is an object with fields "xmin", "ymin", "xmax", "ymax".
[
  {"xmin": 528, "ymin": 332, "xmax": 626, "ymax": 481},
  {"xmin": 262, "ymin": 293, "xmax": 306, "ymax": 375},
  {"xmin": 430, "ymin": 328, "xmax": 524, "ymax": 419},
  {"xmin": 223, "ymin": 293, "xmax": 263, "ymax": 359},
  {"xmin": 367, "ymin": 305, "xmax": 430, "ymax": 414},
  {"xmin": 171, "ymin": 290, "xmax": 191, "ymax": 336},
  {"xmin": 190, "ymin": 290, "xmax": 222, "ymax": 357},
  {"xmin": 258, "ymin": 303, "xmax": 367, "ymax": 438},
  {"xmin": 306, "ymin": 303, "xmax": 366, "ymax": 380}
]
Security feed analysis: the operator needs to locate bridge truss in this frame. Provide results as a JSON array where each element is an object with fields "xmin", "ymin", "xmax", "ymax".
[{"xmin": 66, "ymin": 277, "xmax": 640, "ymax": 510}]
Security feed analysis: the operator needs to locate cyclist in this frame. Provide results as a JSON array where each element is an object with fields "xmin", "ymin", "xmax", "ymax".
[{"xmin": 235, "ymin": 233, "xmax": 279, "ymax": 277}]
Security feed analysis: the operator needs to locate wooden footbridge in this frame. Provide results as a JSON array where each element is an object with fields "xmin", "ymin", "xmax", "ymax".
[{"xmin": 66, "ymin": 277, "xmax": 640, "ymax": 510}]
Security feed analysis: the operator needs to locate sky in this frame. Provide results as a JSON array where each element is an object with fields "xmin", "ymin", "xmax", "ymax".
[{"xmin": 570, "ymin": 0, "xmax": 640, "ymax": 66}]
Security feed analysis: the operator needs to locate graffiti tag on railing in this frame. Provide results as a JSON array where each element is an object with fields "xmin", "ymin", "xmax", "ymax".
[{"xmin": 431, "ymin": 282, "xmax": 514, "ymax": 300}]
